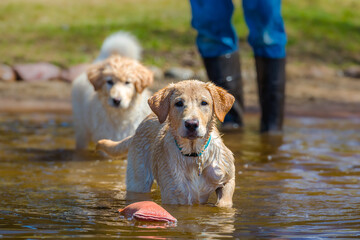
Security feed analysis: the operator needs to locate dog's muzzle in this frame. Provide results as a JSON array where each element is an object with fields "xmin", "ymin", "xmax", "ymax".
[
  {"xmin": 184, "ymin": 119, "xmax": 199, "ymax": 140},
  {"xmin": 112, "ymin": 98, "xmax": 121, "ymax": 107}
]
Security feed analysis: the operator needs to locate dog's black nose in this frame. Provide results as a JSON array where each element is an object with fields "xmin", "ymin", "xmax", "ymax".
[
  {"xmin": 112, "ymin": 98, "xmax": 121, "ymax": 106},
  {"xmin": 185, "ymin": 120, "xmax": 199, "ymax": 132}
]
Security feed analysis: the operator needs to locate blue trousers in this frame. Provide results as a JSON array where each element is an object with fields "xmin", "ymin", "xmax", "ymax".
[{"xmin": 190, "ymin": 0, "xmax": 287, "ymax": 58}]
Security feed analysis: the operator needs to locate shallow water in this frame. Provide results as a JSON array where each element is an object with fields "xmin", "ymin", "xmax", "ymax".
[{"xmin": 0, "ymin": 113, "xmax": 359, "ymax": 239}]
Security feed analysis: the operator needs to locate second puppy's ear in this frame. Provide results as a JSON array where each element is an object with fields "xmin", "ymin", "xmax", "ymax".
[
  {"xmin": 148, "ymin": 86, "xmax": 174, "ymax": 124},
  {"xmin": 87, "ymin": 62, "xmax": 104, "ymax": 91},
  {"xmin": 134, "ymin": 66, "xmax": 154, "ymax": 93},
  {"xmin": 206, "ymin": 83, "xmax": 235, "ymax": 122}
]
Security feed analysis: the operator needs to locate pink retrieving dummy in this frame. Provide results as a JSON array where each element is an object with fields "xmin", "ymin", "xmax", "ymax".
[{"xmin": 118, "ymin": 201, "xmax": 177, "ymax": 223}]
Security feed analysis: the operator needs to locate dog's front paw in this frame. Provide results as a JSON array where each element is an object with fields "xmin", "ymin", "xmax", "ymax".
[
  {"xmin": 96, "ymin": 139, "xmax": 113, "ymax": 153},
  {"xmin": 215, "ymin": 200, "xmax": 233, "ymax": 208}
]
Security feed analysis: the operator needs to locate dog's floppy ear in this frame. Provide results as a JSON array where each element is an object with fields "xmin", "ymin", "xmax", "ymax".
[
  {"xmin": 87, "ymin": 63, "xmax": 104, "ymax": 91},
  {"xmin": 134, "ymin": 66, "xmax": 154, "ymax": 93},
  {"xmin": 206, "ymin": 83, "xmax": 235, "ymax": 122},
  {"xmin": 148, "ymin": 86, "xmax": 174, "ymax": 124}
]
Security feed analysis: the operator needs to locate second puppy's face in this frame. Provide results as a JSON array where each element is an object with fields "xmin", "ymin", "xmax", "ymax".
[
  {"xmin": 101, "ymin": 72, "xmax": 136, "ymax": 109},
  {"xmin": 87, "ymin": 55, "xmax": 153, "ymax": 109}
]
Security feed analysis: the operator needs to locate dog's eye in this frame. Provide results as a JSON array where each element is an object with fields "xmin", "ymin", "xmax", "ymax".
[
  {"xmin": 201, "ymin": 101, "xmax": 208, "ymax": 106},
  {"xmin": 125, "ymin": 81, "xmax": 130, "ymax": 85},
  {"xmin": 106, "ymin": 79, "xmax": 114, "ymax": 86},
  {"xmin": 175, "ymin": 101, "xmax": 184, "ymax": 107}
]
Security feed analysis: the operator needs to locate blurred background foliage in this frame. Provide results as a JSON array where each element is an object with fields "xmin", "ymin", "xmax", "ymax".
[{"xmin": 0, "ymin": 0, "xmax": 359, "ymax": 67}]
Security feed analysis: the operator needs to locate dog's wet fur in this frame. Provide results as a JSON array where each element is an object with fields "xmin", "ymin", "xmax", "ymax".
[{"xmin": 97, "ymin": 80, "xmax": 235, "ymax": 207}]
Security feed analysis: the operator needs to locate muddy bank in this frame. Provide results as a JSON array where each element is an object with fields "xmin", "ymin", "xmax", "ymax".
[{"xmin": 0, "ymin": 62, "xmax": 359, "ymax": 118}]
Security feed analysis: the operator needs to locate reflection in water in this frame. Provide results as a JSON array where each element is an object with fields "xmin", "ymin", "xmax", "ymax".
[
  {"xmin": 259, "ymin": 134, "xmax": 284, "ymax": 158},
  {"xmin": 0, "ymin": 113, "xmax": 360, "ymax": 238}
]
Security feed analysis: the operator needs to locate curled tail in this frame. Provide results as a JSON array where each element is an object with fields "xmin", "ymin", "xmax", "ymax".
[
  {"xmin": 95, "ymin": 31, "xmax": 142, "ymax": 62},
  {"xmin": 96, "ymin": 135, "xmax": 133, "ymax": 158}
]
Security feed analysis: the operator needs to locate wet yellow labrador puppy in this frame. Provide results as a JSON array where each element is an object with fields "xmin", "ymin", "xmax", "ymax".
[{"xmin": 97, "ymin": 80, "xmax": 235, "ymax": 207}]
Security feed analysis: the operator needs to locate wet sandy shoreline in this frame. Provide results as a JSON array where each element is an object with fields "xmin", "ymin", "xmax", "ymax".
[{"xmin": 0, "ymin": 67, "xmax": 359, "ymax": 119}]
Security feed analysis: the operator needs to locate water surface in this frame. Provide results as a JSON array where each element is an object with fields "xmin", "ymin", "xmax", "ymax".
[{"xmin": 0, "ymin": 113, "xmax": 359, "ymax": 239}]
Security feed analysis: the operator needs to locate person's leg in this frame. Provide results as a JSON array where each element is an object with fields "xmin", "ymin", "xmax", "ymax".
[
  {"xmin": 255, "ymin": 57, "xmax": 285, "ymax": 133},
  {"xmin": 242, "ymin": 0, "xmax": 286, "ymax": 59},
  {"xmin": 243, "ymin": 0, "xmax": 287, "ymax": 133},
  {"xmin": 190, "ymin": 0, "xmax": 238, "ymax": 57},
  {"xmin": 190, "ymin": 0, "xmax": 244, "ymax": 128}
]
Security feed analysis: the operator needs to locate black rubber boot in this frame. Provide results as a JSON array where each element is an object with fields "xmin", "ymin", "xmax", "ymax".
[
  {"xmin": 203, "ymin": 51, "xmax": 244, "ymax": 129},
  {"xmin": 255, "ymin": 57, "xmax": 286, "ymax": 133}
]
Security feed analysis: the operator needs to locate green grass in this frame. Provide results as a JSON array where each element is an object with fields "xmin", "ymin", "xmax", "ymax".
[
  {"xmin": 0, "ymin": 0, "xmax": 359, "ymax": 67},
  {"xmin": 282, "ymin": 0, "xmax": 360, "ymax": 65}
]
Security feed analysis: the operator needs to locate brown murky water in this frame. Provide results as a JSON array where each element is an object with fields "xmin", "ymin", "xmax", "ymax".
[{"xmin": 0, "ymin": 113, "xmax": 359, "ymax": 239}]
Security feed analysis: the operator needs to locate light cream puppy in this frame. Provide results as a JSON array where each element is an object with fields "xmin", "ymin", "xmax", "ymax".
[
  {"xmin": 72, "ymin": 32, "xmax": 153, "ymax": 150},
  {"xmin": 97, "ymin": 80, "xmax": 236, "ymax": 207}
]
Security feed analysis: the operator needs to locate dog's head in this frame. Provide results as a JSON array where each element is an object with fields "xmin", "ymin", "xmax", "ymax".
[
  {"xmin": 87, "ymin": 55, "xmax": 153, "ymax": 109},
  {"xmin": 148, "ymin": 80, "xmax": 234, "ymax": 140}
]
